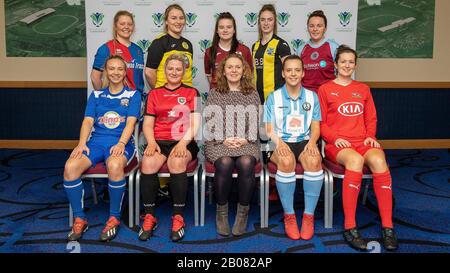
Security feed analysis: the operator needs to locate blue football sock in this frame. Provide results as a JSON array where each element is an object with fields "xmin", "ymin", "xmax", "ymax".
[
  {"xmin": 108, "ymin": 178, "xmax": 126, "ymax": 219},
  {"xmin": 303, "ymin": 170, "xmax": 324, "ymax": 215},
  {"xmin": 275, "ymin": 171, "xmax": 296, "ymax": 214},
  {"xmin": 63, "ymin": 178, "xmax": 86, "ymax": 219}
]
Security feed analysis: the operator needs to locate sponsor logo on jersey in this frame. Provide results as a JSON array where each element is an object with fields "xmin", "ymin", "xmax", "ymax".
[
  {"xmin": 178, "ymin": 97, "xmax": 187, "ymax": 105},
  {"xmin": 91, "ymin": 12, "xmax": 104, "ymax": 28},
  {"xmin": 311, "ymin": 51, "xmax": 319, "ymax": 60},
  {"xmin": 338, "ymin": 11, "xmax": 352, "ymax": 27},
  {"xmin": 182, "ymin": 42, "xmax": 190, "ymax": 50},
  {"xmin": 198, "ymin": 39, "xmax": 212, "ymax": 53},
  {"xmin": 185, "ymin": 12, "xmax": 198, "ymax": 28},
  {"xmin": 352, "ymin": 92, "xmax": 362, "ymax": 98},
  {"xmin": 115, "ymin": 48, "xmax": 123, "ymax": 55},
  {"xmin": 302, "ymin": 102, "xmax": 311, "ymax": 111},
  {"xmin": 338, "ymin": 102, "xmax": 364, "ymax": 116},
  {"xmin": 137, "ymin": 39, "xmax": 151, "ymax": 52},
  {"xmin": 152, "ymin": 13, "xmax": 164, "ymax": 28},
  {"xmin": 277, "ymin": 12, "xmax": 290, "ymax": 27},
  {"xmin": 289, "ymin": 117, "xmax": 302, "ymax": 127},
  {"xmin": 245, "ymin": 12, "xmax": 258, "ymax": 27},
  {"xmin": 319, "ymin": 60, "xmax": 327, "ymax": 68},
  {"xmin": 98, "ymin": 111, "xmax": 125, "ymax": 129},
  {"xmin": 120, "ymin": 99, "xmax": 129, "ymax": 107},
  {"xmin": 168, "ymin": 110, "xmax": 177, "ymax": 117}
]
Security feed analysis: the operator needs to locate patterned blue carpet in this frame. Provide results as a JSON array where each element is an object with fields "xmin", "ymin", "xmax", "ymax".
[{"xmin": 0, "ymin": 149, "xmax": 449, "ymax": 253}]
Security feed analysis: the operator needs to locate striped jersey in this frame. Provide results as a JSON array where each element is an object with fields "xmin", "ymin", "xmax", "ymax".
[
  {"xmin": 263, "ymin": 85, "xmax": 321, "ymax": 143},
  {"xmin": 85, "ymin": 87, "xmax": 141, "ymax": 139},
  {"xmin": 146, "ymin": 33, "xmax": 193, "ymax": 88},
  {"xmin": 92, "ymin": 40, "xmax": 145, "ymax": 94}
]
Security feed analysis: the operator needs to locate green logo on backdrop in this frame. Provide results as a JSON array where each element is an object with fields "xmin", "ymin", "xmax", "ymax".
[
  {"xmin": 91, "ymin": 12, "xmax": 104, "ymax": 27},
  {"xmin": 338, "ymin": 11, "xmax": 352, "ymax": 27},
  {"xmin": 152, "ymin": 13, "xmax": 164, "ymax": 28},
  {"xmin": 278, "ymin": 12, "xmax": 290, "ymax": 27},
  {"xmin": 137, "ymin": 39, "xmax": 151, "ymax": 52},
  {"xmin": 245, "ymin": 12, "xmax": 258, "ymax": 27},
  {"xmin": 291, "ymin": 39, "xmax": 305, "ymax": 55},
  {"xmin": 198, "ymin": 39, "xmax": 212, "ymax": 53},
  {"xmin": 186, "ymin": 12, "xmax": 198, "ymax": 27},
  {"xmin": 192, "ymin": 66, "xmax": 198, "ymax": 79}
]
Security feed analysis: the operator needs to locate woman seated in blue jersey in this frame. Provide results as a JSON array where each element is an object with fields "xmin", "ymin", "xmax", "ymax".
[
  {"xmin": 63, "ymin": 55, "xmax": 141, "ymax": 243},
  {"xmin": 204, "ymin": 53, "xmax": 261, "ymax": 237},
  {"xmin": 264, "ymin": 55, "xmax": 323, "ymax": 241},
  {"xmin": 138, "ymin": 53, "xmax": 200, "ymax": 242}
]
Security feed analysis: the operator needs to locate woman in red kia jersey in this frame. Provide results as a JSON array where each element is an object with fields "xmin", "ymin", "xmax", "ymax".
[
  {"xmin": 204, "ymin": 12, "xmax": 253, "ymax": 90},
  {"xmin": 318, "ymin": 45, "xmax": 398, "ymax": 252},
  {"xmin": 138, "ymin": 53, "xmax": 200, "ymax": 242}
]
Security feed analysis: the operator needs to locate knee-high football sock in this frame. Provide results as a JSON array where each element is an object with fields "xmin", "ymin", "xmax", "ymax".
[
  {"xmin": 342, "ymin": 169, "xmax": 362, "ymax": 230},
  {"xmin": 140, "ymin": 173, "xmax": 160, "ymax": 215},
  {"xmin": 372, "ymin": 170, "xmax": 393, "ymax": 228},
  {"xmin": 303, "ymin": 170, "xmax": 324, "ymax": 215},
  {"xmin": 275, "ymin": 171, "xmax": 296, "ymax": 214},
  {"xmin": 109, "ymin": 178, "xmax": 126, "ymax": 219},
  {"xmin": 64, "ymin": 178, "xmax": 86, "ymax": 219},
  {"xmin": 169, "ymin": 173, "xmax": 188, "ymax": 216}
]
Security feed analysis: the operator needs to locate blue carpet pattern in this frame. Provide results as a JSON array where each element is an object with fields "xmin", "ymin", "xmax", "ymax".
[{"xmin": 0, "ymin": 149, "xmax": 449, "ymax": 253}]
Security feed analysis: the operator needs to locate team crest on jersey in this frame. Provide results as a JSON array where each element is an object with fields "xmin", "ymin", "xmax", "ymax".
[
  {"xmin": 267, "ymin": 47, "xmax": 275, "ymax": 56},
  {"xmin": 311, "ymin": 51, "xmax": 319, "ymax": 60},
  {"xmin": 352, "ymin": 92, "xmax": 362, "ymax": 98},
  {"xmin": 182, "ymin": 42, "xmax": 190, "ymax": 50},
  {"xmin": 178, "ymin": 97, "xmax": 186, "ymax": 105},
  {"xmin": 120, "ymin": 99, "xmax": 129, "ymax": 107},
  {"xmin": 302, "ymin": 102, "xmax": 311, "ymax": 111}
]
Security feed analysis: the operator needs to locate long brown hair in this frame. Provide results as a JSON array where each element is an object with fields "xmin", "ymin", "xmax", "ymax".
[
  {"xmin": 216, "ymin": 53, "xmax": 255, "ymax": 95},
  {"xmin": 164, "ymin": 4, "xmax": 186, "ymax": 33},
  {"xmin": 209, "ymin": 12, "xmax": 239, "ymax": 73},
  {"xmin": 258, "ymin": 4, "xmax": 277, "ymax": 40}
]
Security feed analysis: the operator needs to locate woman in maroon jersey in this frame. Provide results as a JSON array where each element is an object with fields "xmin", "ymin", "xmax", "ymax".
[
  {"xmin": 318, "ymin": 45, "xmax": 398, "ymax": 252},
  {"xmin": 138, "ymin": 53, "xmax": 200, "ymax": 243},
  {"xmin": 299, "ymin": 10, "xmax": 339, "ymax": 92},
  {"xmin": 204, "ymin": 12, "xmax": 253, "ymax": 90}
]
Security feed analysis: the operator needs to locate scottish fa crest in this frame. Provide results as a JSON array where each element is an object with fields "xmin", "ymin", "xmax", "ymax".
[
  {"xmin": 137, "ymin": 39, "xmax": 151, "ymax": 52},
  {"xmin": 152, "ymin": 13, "xmax": 164, "ymax": 28},
  {"xmin": 198, "ymin": 39, "xmax": 212, "ymax": 53},
  {"xmin": 291, "ymin": 39, "xmax": 305, "ymax": 55},
  {"xmin": 338, "ymin": 12, "xmax": 352, "ymax": 27},
  {"xmin": 91, "ymin": 12, "xmax": 104, "ymax": 28},
  {"xmin": 245, "ymin": 12, "xmax": 258, "ymax": 27},
  {"xmin": 277, "ymin": 12, "xmax": 290, "ymax": 27},
  {"xmin": 186, "ymin": 12, "xmax": 198, "ymax": 27}
]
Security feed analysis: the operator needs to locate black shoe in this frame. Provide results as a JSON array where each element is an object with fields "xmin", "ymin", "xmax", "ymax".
[
  {"xmin": 170, "ymin": 215, "xmax": 185, "ymax": 242},
  {"xmin": 138, "ymin": 214, "xmax": 158, "ymax": 241},
  {"xmin": 343, "ymin": 228, "xmax": 367, "ymax": 251},
  {"xmin": 381, "ymin": 228, "xmax": 398, "ymax": 251}
]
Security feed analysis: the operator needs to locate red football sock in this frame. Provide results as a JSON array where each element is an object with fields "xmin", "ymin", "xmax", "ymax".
[
  {"xmin": 342, "ymin": 169, "xmax": 362, "ymax": 230},
  {"xmin": 372, "ymin": 170, "xmax": 393, "ymax": 228}
]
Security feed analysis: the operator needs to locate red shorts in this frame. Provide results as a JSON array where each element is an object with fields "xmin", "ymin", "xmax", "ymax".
[{"xmin": 325, "ymin": 141, "xmax": 382, "ymax": 163}]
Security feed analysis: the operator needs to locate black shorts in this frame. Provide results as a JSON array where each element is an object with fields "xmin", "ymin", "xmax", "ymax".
[
  {"xmin": 155, "ymin": 140, "xmax": 199, "ymax": 159},
  {"xmin": 269, "ymin": 140, "xmax": 309, "ymax": 161}
]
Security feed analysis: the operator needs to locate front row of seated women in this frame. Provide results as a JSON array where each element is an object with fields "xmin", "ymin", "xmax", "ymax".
[{"xmin": 64, "ymin": 46, "xmax": 398, "ymax": 251}]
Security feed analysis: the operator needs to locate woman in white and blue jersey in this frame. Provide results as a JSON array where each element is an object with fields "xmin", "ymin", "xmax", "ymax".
[{"xmin": 63, "ymin": 55, "xmax": 141, "ymax": 243}]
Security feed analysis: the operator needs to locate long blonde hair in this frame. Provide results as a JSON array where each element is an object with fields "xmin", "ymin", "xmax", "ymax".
[
  {"xmin": 164, "ymin": 4, "xmax": 186, "ymax": 33},
  {"xmin": 215, "ymin": 53, "xmax": 255, "ymax": 95},
  {"xmin": 101, "ymin": 55, "xmax": 128, "ymax": 89}
]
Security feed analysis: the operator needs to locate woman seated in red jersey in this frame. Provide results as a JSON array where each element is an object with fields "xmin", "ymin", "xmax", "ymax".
[
  {"xmin": 318, "ymin": 45, "xmax": 398, "ymax": 252},
  {"xmin": 204, "ymin": 12, "xmax": 253, "ymax": 90},
  {"xmin": 138, "ymin": 53, "xmax": 200, "ymax": 242}
]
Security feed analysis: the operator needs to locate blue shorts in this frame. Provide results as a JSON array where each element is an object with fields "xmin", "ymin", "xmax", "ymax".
[{"xmin": 83, "ymin": 137, "xmax": 136, "ymax": 166}]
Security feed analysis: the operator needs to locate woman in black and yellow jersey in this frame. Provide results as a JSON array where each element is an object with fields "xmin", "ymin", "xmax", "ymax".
[
  {"xmin": 145, "ymin": 4, "xmax": 193, "ymax": 89},
  {"xmin": 252, "ymin": 4, "xmax": 291, "ymax": 103}
]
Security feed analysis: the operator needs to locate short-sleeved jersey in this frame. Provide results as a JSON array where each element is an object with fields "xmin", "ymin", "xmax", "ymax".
[
  {"xmin": 146, "ymin": 33, "xmax": 193, "ymax": 88},
  {"xmin": 145, "ymin": 84, "xmax": 199, "ymax": 141},
  {"xmin": 85, "ymin": 87, "xmax": 141, "ymax": 139},
  {"xmin": 264, "ymin": 84, "xmax": 321, "ymax": 143},
  {"xmin": 92, "ymin": 40, "xmax": 145, "ymax": 94},
  {"xmin": 318, "ymin": 80, "xmax": 377, "ymax": 144},
  {"xmin": 252, "ymin": 35, "xmax": 291, "ymax": 103},
  {"xmin": 299, "ymin": 38, "xmax": 339, "ymax": 92},
  {"xmin": 204, "ymin": 43, "xmax": 253, "ymax": 89}
]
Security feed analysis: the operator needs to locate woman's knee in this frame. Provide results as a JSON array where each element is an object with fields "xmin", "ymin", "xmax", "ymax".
[
  {"xmin": 63, "ymin": 159, "xmax": 84, "ymax": 180},
  {"xmin": 344, "ymin": 154, "xmax": 364, "ymax": 170},
  {"xmin": 141, "ymin": 156, "xmax": 163, "ymax": 174},
  {"xmin": 301, "ymin": 154, "xmax": 322, "ymax": 171},
  {"xmin": 366, "ymin": 154, "xmax": 388, "ymax": 172},
  {"xmin": 277, "ymin": 155, "xmax": 296, "ymax": 172},
  {"xmin": 107, "ymin": 159, "xmax": 125, "ymax": 178},
  {"xmin": 236, "ymin": 155, "xmax": 256, "ymax": 169},
  {"xmin": 167, "ymin": 157, "xmax": 188, "ymax": 173}
]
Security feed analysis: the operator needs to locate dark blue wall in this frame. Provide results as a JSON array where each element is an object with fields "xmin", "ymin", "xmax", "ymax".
[{"xmin": 0, "ymin": 88, "xmax": 449, "ymax": 140}]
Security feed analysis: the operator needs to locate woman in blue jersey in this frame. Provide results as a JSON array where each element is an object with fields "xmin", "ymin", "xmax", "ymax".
[
  {"xmin": 91, "ymin": 10, "xmax": 144, "ymax": 94},
  {"xmin": 64, "ymin": 55, "xmax": 141, "ymax": 243},
  {"xmin": 299, "ymin": 10, "xmax": 339, "ymax": 92}
]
